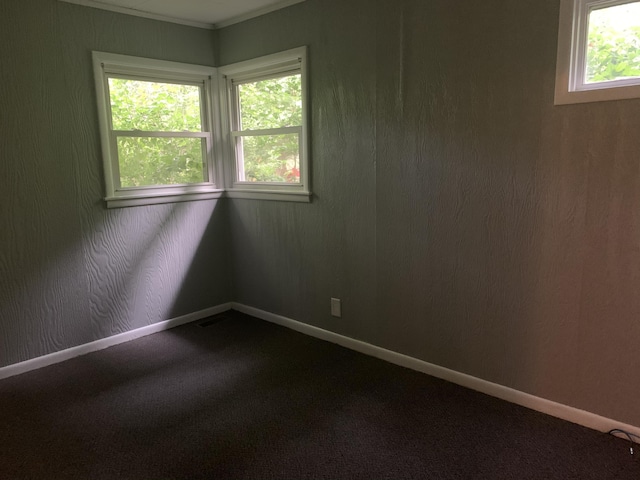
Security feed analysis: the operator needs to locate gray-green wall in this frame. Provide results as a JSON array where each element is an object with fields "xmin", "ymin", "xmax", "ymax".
[
  {"xmin": 219, "ymin": 0, "xmax": 640, "ymax": 427},
  {"xmin": 0, "ymin": 0, "xmax": 231, "ymax": 367},
  {"xmin": 3, "ymin": 0, "xmax": 640, "ymax": 430}
]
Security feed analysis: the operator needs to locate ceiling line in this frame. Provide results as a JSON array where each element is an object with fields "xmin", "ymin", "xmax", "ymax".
[
  {"xmin": 58, "ymin": 0, "xmax": 214, "ymax": 29},
  {"xmin": 213, "ymin": 0, "xmax": 305, "ymax": 29},
  {"xmin": 58, "ymin": 0, "xmax": 306, "ymax": 30}
]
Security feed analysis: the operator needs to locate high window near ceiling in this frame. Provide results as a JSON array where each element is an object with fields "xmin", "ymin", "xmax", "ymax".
[{"xmin": 555, "ymin": 0, "xmax": 640, "ymax": 104}]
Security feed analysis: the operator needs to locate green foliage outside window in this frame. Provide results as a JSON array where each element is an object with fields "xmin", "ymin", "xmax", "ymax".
[
  {"xmin": 107, "ymin": 74, "xmax": 303, "ymax": 187},
  {"xmin": 237, "ymin": 74, "xmax": 302, "ymax": 183},
  {"xmin": 115, "ymin": 137, "xmax": 204, "ymax": 188},
  {"xmin": 108, "ymin": 78, "xmax": 205, "ymax": 188},
  {"xmin": 586, "ymin": 2, "xmax": 640, "ymax": 82}
]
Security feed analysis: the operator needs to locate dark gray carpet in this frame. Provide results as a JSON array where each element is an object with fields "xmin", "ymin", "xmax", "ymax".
[{"xmin": 1, "ymin": 310, "xmax": 638, "ymax": 479}]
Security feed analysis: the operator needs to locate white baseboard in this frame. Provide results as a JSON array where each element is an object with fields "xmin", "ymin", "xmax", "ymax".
[
  {"xmin": 4, "ymin": 301, "xmax": 638, "ymax": 438},
  {"xmin": 0, "ymin": 303, "xmax": 232, "ymax": 381},
  {"xmin": 231, "ymin": 302, "xmax": 640, "ymax": 438}
]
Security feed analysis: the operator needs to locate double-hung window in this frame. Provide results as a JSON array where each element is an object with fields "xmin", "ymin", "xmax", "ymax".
[
  {"xmin": 555, "ymin": 0, "xmax": 640, "ymax": 104},
  {"xmin": 93, "ymin": 47, "xmax": 310, "ymax": 206},
  {"xmin": 93, "ymin": 52, "xmax": 222, "ymax": 208},
  {"xmin": 219, "ymin": 47, "xmax": 310, "ymax": 202}
]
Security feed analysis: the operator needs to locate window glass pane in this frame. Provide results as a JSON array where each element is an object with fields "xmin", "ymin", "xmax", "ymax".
[
  {"xmin": 117, "ymin": 137, "xmax": 205, "ymax": 187},
  {"xmin": 237, "ymin": 74, "xmax": 302, "ymax": 130},
  {"xmin": 586, "ymin": 2, "xmax": 640, "ymax": 83},
  {"xmin": 238, "ymin": 133, "xmax": 300, "ymax": 183},
  {"xmin": 109, "ymin": 78, "xmax": 202, "ymax": 131}
]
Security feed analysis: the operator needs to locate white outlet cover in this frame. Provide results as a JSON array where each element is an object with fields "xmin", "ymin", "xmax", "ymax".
[{"xmin": 330, "ymin": 298, "xmax": 341, "ymax": 318}]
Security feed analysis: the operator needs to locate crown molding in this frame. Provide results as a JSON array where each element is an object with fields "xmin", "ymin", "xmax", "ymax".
[
  {"xmin": 58, "ymin": 0, "xmax": 306, "ymax": 30},
  {"xmin": 213, "ymin": 0, "xmax": 306, "ymax": 28}
]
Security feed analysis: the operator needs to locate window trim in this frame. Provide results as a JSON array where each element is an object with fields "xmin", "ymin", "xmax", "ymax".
[
  {"xmin": 555, "ymin": 0, "xmax": 640, "ymax": 105},
  {"xmin": 218, "ymin": 47, "xmax": 311, "ymax": 202},
  {"xmin": 92, "ymin": 52, "xmax": 223, "ymax": 208}
]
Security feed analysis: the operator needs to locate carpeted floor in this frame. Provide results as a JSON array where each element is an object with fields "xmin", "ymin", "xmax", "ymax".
[{"xmin": 1, "ymin": 310, "xmax": 638, "ymax": 479}]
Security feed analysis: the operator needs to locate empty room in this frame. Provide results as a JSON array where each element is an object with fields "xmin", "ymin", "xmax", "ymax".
[{"xmin": 2, "ymin": 0, "xmax": 640, "ymax": 477}]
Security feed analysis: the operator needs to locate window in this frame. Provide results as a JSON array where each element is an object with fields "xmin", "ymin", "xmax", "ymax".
[
  {"xmin": 93, "ymin": 52, "xmax": 222, "ymax": 208},
  {"xmin": 219, "ymin": 47, "xmax": 310, "ymax": 202},
  {"xmin": 555, "ymin": 0, "xmax": 640, "ymax": 104},
  {"xmin": 93, "ymin": 48, "xmax": 309, "ymax": 206}
]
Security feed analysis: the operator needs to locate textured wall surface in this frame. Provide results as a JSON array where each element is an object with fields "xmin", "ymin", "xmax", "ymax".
[
  {"xmin": 221, "ymin": 0, "xmax": 378, "ymax": 343},
  {"xmin": 0, "ymin": 0, "xmax": 231, "ymax": 367},
  {"xmin": 219, "ymin": 0, "xmax": 640, "ymax": 427},
  {"xmin": 3, "ymin": 0, "xmax": 640, "ymax": 430}
]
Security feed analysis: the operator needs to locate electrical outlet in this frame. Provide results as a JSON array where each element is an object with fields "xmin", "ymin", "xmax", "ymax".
[{"xmin": 331, "ymin": 298, "xmax": 341, "ymax": 318}]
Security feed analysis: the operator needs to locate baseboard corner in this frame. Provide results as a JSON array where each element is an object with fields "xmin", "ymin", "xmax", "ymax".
[{"xmin": 0, "ymin": 302, "xmax": 233, "ymax": 381}]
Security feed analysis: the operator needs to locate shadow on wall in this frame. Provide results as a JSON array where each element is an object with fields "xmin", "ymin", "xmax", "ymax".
[
  {"xmin": 223, "ymin": 198, "xmax": 311, "ymax": 318},
  {"xmin": 0, "ymin": 197, "xmax": 228, "ymax": 368},
  {"xmin": 83, "ymin": 199, "xmax": 229, "ymax": 338},
  {"xmin": 168, "ymin": 198, "xmax": 233, "ymax": 319}
]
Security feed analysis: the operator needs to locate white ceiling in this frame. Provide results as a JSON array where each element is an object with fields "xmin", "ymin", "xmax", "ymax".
[{"xmin": 59, "ymin": 0, "xmax": 306, "ymax": 29}]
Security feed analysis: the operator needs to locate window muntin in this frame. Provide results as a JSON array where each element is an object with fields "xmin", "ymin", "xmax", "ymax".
[
  {"xmin": 554, "ymin": 0, "xmax": 640, "ymax": 104},
  {"xmin": 219, "ymin": 47, "xmax": 310, "ymax": 202},
  {"xmin": 93, "ymin": 52, "xmax": 221, "ymax": 208}
]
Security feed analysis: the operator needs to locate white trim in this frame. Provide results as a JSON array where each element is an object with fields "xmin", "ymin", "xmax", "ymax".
[
  {"xmin": 114, "ymin": 131, "xmax": 209, "ymax": 139},
  {"xmin": 225, "ymin": 190, "xmax": 311, "ymax": 202},
  {"xmin": 106, "ymin": 190, "xmax": 224, "ymax": 208},
  {"xmin": 4, "ymin": 299, "xmax": 639, "ymax": 437},
  {"xmin": 213, "ymin": 0, "xmax": 306, "ymax": 29},
  {"xmin": 0, "ymin": 303, "xmax": 232, "ymax": 381},
  {"xmin": 58, "ymin": 0, "xmax": 307, "ymax": 31},
  {"xmin": 231, "ymin": 302, "xmax": 640, "ymax": 437},
  {"xmin": 219, "ymin": 48, "xmax": 305, "ymax": 77},
  {"xmin": 232, "ymin": 126, "xmax": 301, "ymax": 137},
  {"xmin": 58, "ymin": 0, "xmax": 214, "ymax": 29}
]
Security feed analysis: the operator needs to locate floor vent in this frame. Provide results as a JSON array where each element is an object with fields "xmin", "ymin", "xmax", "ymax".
[{"xmin": 198, "ymin": 315, "xmax": 231, "ymax": 328}]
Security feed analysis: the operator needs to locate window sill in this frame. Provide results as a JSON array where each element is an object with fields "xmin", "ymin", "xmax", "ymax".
[
  {"xmin": 225, "ymin": 189, "xmax": 312, "ymax": 203},
  {"xmin": 554, "ymin": 82, "xmax": 640, "ymax": 105},
  {"xmin": 106, "ymin": 190, "xmax": 225, "ymax": 208},
  {"xmin": 105, "ymin": 188, "xmax": 312, "ymax": 207}
]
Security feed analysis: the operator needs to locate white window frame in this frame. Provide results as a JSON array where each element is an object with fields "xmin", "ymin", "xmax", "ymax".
[
  {"xmin": 219, "ymin": 47, "xmax": 311, "ymax": 203},
  {"xmin": 93, "ymin": 52, "xmax": 223, "ymax": 208},
  {"xmin": 555, "ymin": 0, "xmax": 640, "ymax": 105}
]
